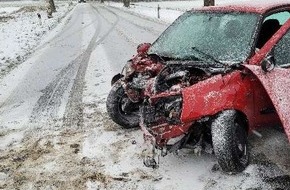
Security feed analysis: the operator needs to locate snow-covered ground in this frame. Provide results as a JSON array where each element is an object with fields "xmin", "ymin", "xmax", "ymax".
[
  {"xmin": 0, "ymin": 1, "xmax": 75, "ymax": 78},
  {"xmin": 106, "ymin": 0, "xmax": 284, "ymax": 23},
  {"xmin": 0, "ymin": 0, "xmax": 289, "ymax": 189}
]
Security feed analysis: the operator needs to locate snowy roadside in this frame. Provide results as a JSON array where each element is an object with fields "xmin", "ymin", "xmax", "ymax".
[
  {"xmin": 0, "ymin": 1, "xmax": 76, "ymax": 79},
  {"xmin": 106, "ymin": 0, "xmax": 279, "ymax": 24},
  {"xmin": 0, "ymin": 0, "xmax": 76, "ymax": 162},
  {"xmin": 105, "ymin": 1, "xmax": 183, "ymax": 23}
]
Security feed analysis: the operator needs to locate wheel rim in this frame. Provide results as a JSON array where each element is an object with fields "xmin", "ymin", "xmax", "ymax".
[{"xmin": 118, "ymin": 94, "xmax": 139, "ymax": 116}]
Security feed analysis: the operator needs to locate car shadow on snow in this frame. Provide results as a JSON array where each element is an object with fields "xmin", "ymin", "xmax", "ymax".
[
  {"xmin": 247, "ymin": 126, "xmax": 290, "ymax": 190},
  {"xmin": 194, "ymin": 125, "xmax": 290, "ymax": 190}
]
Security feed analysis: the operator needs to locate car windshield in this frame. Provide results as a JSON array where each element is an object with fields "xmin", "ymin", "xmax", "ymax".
[{"xmin": 148, "ymin": 11, "xmax": 259, "ymax": 65}]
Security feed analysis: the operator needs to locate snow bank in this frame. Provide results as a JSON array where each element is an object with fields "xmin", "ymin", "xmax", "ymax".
[
  {"xmin": 106, "ymin": 0, "xmax": 285, "ymax": 24},
  {"xmin": 106, "ymin": 1, "xmax": 183, "ymax": 23}
]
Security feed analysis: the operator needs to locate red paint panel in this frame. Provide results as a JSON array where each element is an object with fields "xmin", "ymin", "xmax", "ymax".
[
  {"xmin": 181, "ymin": 71, "xmax": 255, "ymax": 124},
  {"xmin": 245, "ymin": 65, "xmax": 290, "ymax": 142},
  {"xmin": 181, "ymin": 74, "xmax": 225, "ymax": 122}
]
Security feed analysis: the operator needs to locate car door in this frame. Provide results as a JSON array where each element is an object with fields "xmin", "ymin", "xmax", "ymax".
[{"xmin": 246, "ymin": 18, "xmax": 290, "ymax": 141}]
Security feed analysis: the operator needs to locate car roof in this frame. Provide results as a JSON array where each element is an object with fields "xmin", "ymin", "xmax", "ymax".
[{"xmin": 191, "ymin": 2, "xmax": 290, "ymax": 14}]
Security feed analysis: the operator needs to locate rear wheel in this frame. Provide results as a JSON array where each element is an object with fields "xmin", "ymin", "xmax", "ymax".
[
  {"xmin": 211, "ymin": 110, "xmax": 249, "ymax": 174},
  {"xmin": 106, "ymin": 82, "xmax": 140, "ymax": 128}
]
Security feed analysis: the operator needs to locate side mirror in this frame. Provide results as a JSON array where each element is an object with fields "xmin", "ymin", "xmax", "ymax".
[
  {"xmin": 137, "ymin": 43, "xmax": 151, "ymax": 54},
  {"xmin": 261, "ymin": 55, "xmax": 275, "ymax": 72}
]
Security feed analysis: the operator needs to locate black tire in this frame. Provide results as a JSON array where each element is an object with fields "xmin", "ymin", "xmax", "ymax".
[
  {"xmin": 106, "ymin": 82, "xmax": 140, "ymax": 128},
  {"xmin": 211, "ymin": 110, "xmax": 249, "ymax": 174}
]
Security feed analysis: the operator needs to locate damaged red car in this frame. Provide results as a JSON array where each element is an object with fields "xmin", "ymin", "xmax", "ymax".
[{"xmin": 140, "ymin": 2, "xmax": 290, "ymax": 173}]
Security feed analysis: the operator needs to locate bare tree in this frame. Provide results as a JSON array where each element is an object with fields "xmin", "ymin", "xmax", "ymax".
[
  {"xmin": 204, "ymin": 0, "xmax": 215, "ymax": 6},
  {"xmin": 123, "ymin": 0, "xmax": 130, "ymax": 7},
  {"xmin": 46, "ymin": 0, "xmax": 56, "ymax": 18},
  {"xmin": 49, "ymin": 0, "xmax": 56, "ymax": 12}
]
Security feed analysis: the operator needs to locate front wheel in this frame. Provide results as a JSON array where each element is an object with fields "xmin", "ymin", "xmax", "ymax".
[
  {"xmin": 211, "ymin": 110, "xmax": 249, "ymax": 174},
  {"xmin": 106, "ymin": 82, "xmax": 140, "ymax": 129}
]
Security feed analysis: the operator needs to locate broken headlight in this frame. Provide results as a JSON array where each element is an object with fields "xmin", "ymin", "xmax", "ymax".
[{"xmin": 121, "ymin": 61, "xmax": 135, "ymax": 78}]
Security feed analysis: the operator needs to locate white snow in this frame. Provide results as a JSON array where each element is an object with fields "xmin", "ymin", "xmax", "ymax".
[
  {"xmin": 106, "ymin": 1, "xmax": 183, "ymax": 23},
  {"xmin": 0, "ymin": 1, "xmax": 75, "ymax": 78},
  {"xmin": 0, "ymin": 129, "xmax": 25, "ymax": 150},
  {"xmin": 0, "ymin": 7, "xmax": 20, "ymax": 15},
  {"xmin": 83, "ymin": 44, "xmax": 112, "ymax": 109},
  {"xmin": 107, "ymin": 0, "xmax": 288, "ymax": 24}
]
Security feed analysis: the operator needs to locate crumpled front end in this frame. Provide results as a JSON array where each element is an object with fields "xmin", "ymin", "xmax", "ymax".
[
  {"xmin": 139, "ymin": 64, "xmax": 213, "ymax": 168},
  {"xmin": 140, "ymin": 94, "xmax": 193, "ymax": 147},
  {"xmin": 140, "ymin": 94, "xmax": 193, "ymax": 168},
  {"xmin": 140, "ymin": 62, "xmax": 223, "ymax": 148},
  {"xmin": 139, "ymin": 64, "xmax": 258, "ymax": 168}
]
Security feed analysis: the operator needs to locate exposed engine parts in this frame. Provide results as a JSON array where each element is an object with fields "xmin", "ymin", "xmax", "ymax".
[{"xmin": 154, "ymin": 61, "xmax": 212, "ymax": 94}]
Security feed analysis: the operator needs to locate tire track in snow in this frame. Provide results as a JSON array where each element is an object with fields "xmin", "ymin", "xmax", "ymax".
[
  {"xmin": 94, "ymin": 5, "xmax": 160, "ymax": 46},
  {"xmin": 63, "ymin": 4, "xmax": 119, "ymax": 127},
  {"xmin": 38, "ymin": 6, "xmax": 103, "ymax": 51},
  {"xmin": 30, "ymin": 5, "xmax": 103, "ymax": 125},
  {"xmin": 100, "ymin": 5, "xmax": 167, "ymax": 36},
  {"xmin": 29, "ymin": 61, "xmax": 78, "ymax": 123}
]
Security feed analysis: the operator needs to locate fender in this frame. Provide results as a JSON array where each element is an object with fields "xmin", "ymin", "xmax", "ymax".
[
  {"xmin": 245, "ymin": 64, "xmax": 290, "ymax": 142},
  {"xmin": 181, "ymin": 71, "xmax": 254, "ymax": 125}
]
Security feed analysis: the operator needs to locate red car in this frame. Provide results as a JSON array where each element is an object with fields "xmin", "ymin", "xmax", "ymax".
[{"xmin": 140, "ymin": 2, "xmax": 290, "ymax": 173}]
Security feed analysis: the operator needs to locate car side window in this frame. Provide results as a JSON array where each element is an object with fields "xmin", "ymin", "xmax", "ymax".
[
  {"xmin": 273, "ymin": 30, "xmax": 290, "ymax": 67},
  {"xmin": 256, "ymin": 11, "xmax": 290, "ymax": 48},
  {"xmin": 264, "ymin": 11, "xmax": 290, "ymax": 25}
]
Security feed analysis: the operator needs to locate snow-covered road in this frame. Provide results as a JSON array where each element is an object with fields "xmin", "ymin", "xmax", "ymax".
[{"xmin": 0, "ymin": 2, "xmax": 289, "ymax": 190}]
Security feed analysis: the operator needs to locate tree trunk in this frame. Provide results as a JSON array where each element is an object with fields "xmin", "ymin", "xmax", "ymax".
[
  {"xmin": 48, "ymin": 0, "xmax": 56, "ymax": 12},
  {"xmin": 123, "ymin": 0, "xmax": 130, "ymax": 7},
  {"xmin": 204, "ymin": 0, "xmax": 215, "ymax": 6}
]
